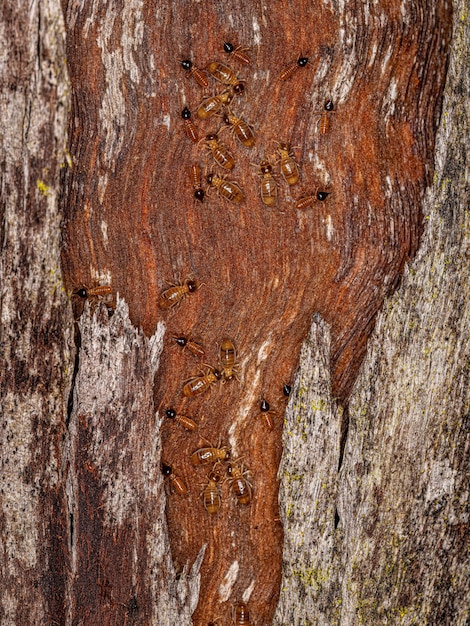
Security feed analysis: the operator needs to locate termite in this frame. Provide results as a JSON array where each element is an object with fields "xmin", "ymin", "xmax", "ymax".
[
  {"xmin": 276, "ymin": 142, "xmax": 300, "ymax": 186},
  {"xmin": 219, "ymin": 337, "xmax": 239, "ymax": 381},
  {"xmin": 227, "ymin": 460, "xmax": 252, "ymax": 505},
  {"xmin": 222, "ymin": 109, "xmax": 255, "ymax": 148},
  {"xmin": 201, "ymin": 466, "xmax": 223, "ymax": 514},
  {"xmin": 234, "ymin": 603, "xmax": 251, "ymax": 625},
  {"xmin": 223, "ymin": 41, "xmax": 251, "ymax": 65},
  {"xmin": 172, "ymin": 335, "xmax": 205, "ymax": 358},
  {"xmin": 158, "ymin": 277, "xmax": 200, "ymax": 310},
  {"xmin": 191, "ymin": 445, "xmax": 231, "ymax": 465},
  {"xmin": 279, "ymin": 55, "xmax": 310, "ymax": 81},
  {"xmin": 179, "ymin": 59, "xmax": 209, "ymax": 88},
  {"xmin": 161, "ymin": 462, "xmax": 187, "ymax": 495},
  {"xmin": 317, "ymin": 99, "xmax": 335, "ymax": 135},
  {"xmin": 164, "ymin": 408, "xmax": 198, "ymax": 431},
  {"xmin": 190, "ymin": 164, "xmax": 205, "ymax": 203},
  {"xmin": 73, "ymin": 284, "xmax": 113, "ymax": 299},
  {"xmin": 181, "ymin": 107, "xmax": 199, "ymax": 143},
  {"xmin": 257, "ymin": 159, "xmax": 278, "ymax": 207},
  {"xmin": 182, "ymin": 367, "xmax": 222, "ymax": 397},
  {"xmin": 204, "ymin": 133, "xmax": 235, "ymax": 170},
  {"xmin": 206, "ymin": 61, "xmax": 245, "ymax": 94},
  {"xmin": 197, "ymin": 89, "xmax": 234, "ymax": 119},
  {"xmin": 257, "ymin": 398, "xmax": 276, "ymax": 432},
  {"xmin": 295, "ymin": 191, "xmax": 330, "ymax": 209},
  {"xmin": 207, "ymin": 173, "xmax": 245, "ymax": 204}
]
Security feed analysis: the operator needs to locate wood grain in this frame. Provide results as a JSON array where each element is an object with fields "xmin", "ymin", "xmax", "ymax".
[{"xmin": 60, "ymin": 0, "xmax": 451, "ymax": 623}]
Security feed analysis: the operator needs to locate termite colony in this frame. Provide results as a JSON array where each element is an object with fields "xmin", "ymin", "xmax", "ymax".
[{"xmin": 162, "ymin": 42, "xmax": 333, "ymax": 626}]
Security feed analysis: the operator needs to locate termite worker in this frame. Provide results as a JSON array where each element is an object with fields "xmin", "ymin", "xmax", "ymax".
[
  {"xmin": 190, "ymin": 164, "xmax": 205, "ymax": 203},
  {"xmin": 158, "ymin": 277, "xmax": 201, "ymax": 310},
  {"xmin": 197, "ymin": 89, "xmax": 234, "ymax": 119},
  {"xmin": 206, "ymin": 61, "xmax": 245, "ymax": 94},
  {"xmin": 207, "ymin": 173, "xmax": 245, "ymax": 204},
  {"xmin": 222, "ymin": 109, "xmax": 255, "ymax": 148},
  {"xmin": 276, "ymin": 142, "xmax": 300, "ymax": 186},
  {"xmin": 179, "ymin": 58, "xmax": 208, "ymax": 88},
  {"xmin": 191, "ymin": 445, "xmax": 231, "ymax": 465},
  {"xmin": 161, "ymin": 462, "xmax": 187, "ymax": 495},
  {"xmin": 317, "ymin": 99, "xmax": 335, "ymax": 134},
  {"xmin": 204, "ymin": 133, "xmax": 235, "ymax": 170},
  {"xmin": 234, "ymin": 603, "xmax": 251, "ymax": 625},
  {"xmin": 227, "ymin": 460, "xmax": 252, "ymax": 505},
  {"xmin": 219, "ymin": 337, "xmax": 239, "ymax": 381},
  {"xmin": 182, "ymin": 367, "xmax": 222, "ymax": 397},
  {"xmin": 164, "ymin": 408, "xmax": 198, "ymax": 431},
  {"xmin": 223, "ymin": 41, "xmax": 251, "ymax": 65},
  {"xmin": 73, "ymin": 284, "xmax": 113, "ymax": 299},
  {"xmin": 257, "ymin": 159, "xmax": 278, "ymax": 207},
  {"xmin": 201, "ymin": 466, "xmax": 223, "ymax": 514}
]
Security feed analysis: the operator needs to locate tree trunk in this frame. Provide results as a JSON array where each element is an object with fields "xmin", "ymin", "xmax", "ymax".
[{"xmin": 1, "ymin": 0, "xmax": 468, "ymax": 625}]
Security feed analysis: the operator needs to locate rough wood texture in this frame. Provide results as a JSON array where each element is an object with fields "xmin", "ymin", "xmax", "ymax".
[
  {"xmin": 60, "ymin": 0, "xmax": 451, "ymax": 623},
  {"xmin": 275, "ymin": 2, "xmax": 470, "ymax": 623},
  {"xmin": 0, "ymin": 1, "xmax": 73, "ymax": 623},
  {"xmin": 64, "ymin": 300, "xmax": 199, "ymax": 625}
]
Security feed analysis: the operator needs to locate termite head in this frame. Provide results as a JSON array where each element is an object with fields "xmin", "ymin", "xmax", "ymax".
[
  {"xmin": 75, "ymin": 287, "xmax": 88, "ymax": 298},
  {"xmin": 165, "ymin": 408, "xmax": 177, "ymax": 420},
  {"xmin": 179, "ymin": 59, "xmax": 193, "ymax": 71},
  {"xmin": 260, "ymin": 398, "xmax": 270, "ymax": 412},
  {"xmin": 324, "ymin": 99, "xmax": 334, "ymax": 111},
  {"xmin": 161, "ymin": 462, "xmax": 172, "ymax": 477},
  {"xmin": 316, "ymin": 191, "xmax": 330, "ymax": 201}
]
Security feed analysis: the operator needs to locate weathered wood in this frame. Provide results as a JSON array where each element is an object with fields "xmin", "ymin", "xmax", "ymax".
[
  {"xmin": 60, "ymin": 0, "xmax": 451, "ymax": 623},
  {"xmin": 64, "ymin": 299, "xmax": 199, "ymax": 625},
  {"xmin": 0, "ymin": 1, "xmax": 72, "ymax": 624},
  {"xmin": 275, "ymin": 1, "xmax": 470, "ymax": 623}
]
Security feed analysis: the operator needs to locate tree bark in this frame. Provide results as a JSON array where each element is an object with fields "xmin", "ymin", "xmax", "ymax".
[{"xmin": 2, "ymin": 0, "xmax": 468, "ymax": 625}]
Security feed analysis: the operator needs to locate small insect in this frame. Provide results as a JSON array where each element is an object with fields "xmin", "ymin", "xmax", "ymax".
[
  {"xmin": 181, "ymin": 107, "xmax": 199, "ymax": 143},
  {"xmin": 223, "ymin": 41, "xmax": 251, "ymax": 65},
  {"xmin": 158, "ymin": 277, "xmax": 200, "ymax": 310},
  {"xmin": 161, "ymin": 462, "xmax": 187, "ymax": 495},
  {"xmin": 257, "ymin": 398, "xmax": 276, "ymax": 431},
  {"xmin": 219, "ymin": 337, "xmax": 238, "ymax": 381},
  {"xmin": 183, "ymin": 367, "xmax": 222, "ymax": 397},
  {"xmin": 207, "ymin": 173, "xmax": 245, "ymax": 204},
  {"xmin": 73, "ymin": 284, "xmax": 113, "ymax": 299},
  {"xmin": 201, "ymin": 466, "xmax": 223, "ymax": 514},
  {"xmin": 234, "ymin": 603, "xmax": 251, "ymax": 625},
  {"xmin": 179, "ymin": 59, "xmax": 209, "ymax": 88},
  {"xmin": 227, "ymin": 461, "xmax": 252, "ymax": 505},
  {"xmin": 283, "ymin": 383, "xmax": 292, "ymax": 397},
  {"xmin": 164, "ymin": 408, "xmax": 198, "ymax": 431},
  {"xmin": 279, "ymin": 55, "xmax": 310, "ymax": 81},
  {"xmin": 295, "ymin": 191, "xmax": 330, "ymax": 209},
  {"xmin": 191, "ymin": 444, "xmax": 231, "ymax": 465},
  {"xmin": 197, "ymin": 89, "xmax": 234, "ymax": 119},
  {"xmin": 222, "ymin": 110, "xmax": 255, "ymax": 148},
  {"xmin": 317, "ymin": 99, "xmax": 335, "ymax": 135},
  {"xmin": 173, "ymin": 335, "xmax": 205, "ymax": 358},
  {"xmin": 276, "ymin": 142, "xmax": 300, "ymax": 186},
  {"xmin": 204, "ymin": 133, "xmax": 235, "ymax": 170},
  {"xmin": 190, "ymin": 164, "xmax": 205, "ymax": 203},
  {"xmin": 257, "ymin": 159, "xmax": 278, "ymax": 207},
  {"xmin": 206, "ymin": 61, "xmax": 245, "ymax": 94}
]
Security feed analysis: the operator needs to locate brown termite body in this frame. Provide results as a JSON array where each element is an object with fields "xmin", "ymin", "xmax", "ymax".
[
  {"xmin": 277, "ymin": 142, "xmax": 300, "ymax": 186},
  {"xmin": 279, "ymin": 55, "xmax": 310, "ymax": 81},
  {"xmin": 179, "ymin": 59, "xmax": 209, "ymax": 88},
  {"xmin": 158, "ymin": 278, "xmax": 200, "ymax": 310},
  {"xmin": 222, "ymin": 110, "xmax": 255, "ymax": 148},
  {"xmin": 164, "ymin": 408, "xmax": 198, "ymax": 431},
  {"xmin": 181, "ymin": 107, "xmax": 198, "ymax": 143},
  {"xmin": 257, "ymin": 159, "xmax": 278, "ymax": 207},
  {"xmin": 182, "ymin": 367, "xmax": 222, "ymax": 397},
  {"xmin": 219, "ymin": 337, "xmax": 239, "ymax": 381},
  {"xmin": 295, "ymin": 191, "xmax": 330, "ymax": 210},
  {"xmin": 201, "ymin": 466, "xmax": 223, "ymax": 514},
  {"xmin": 207, "ymin": 173, "xmax": 245, "ymax": 204},
  {"xmin": 223, "ymin": 41, "xmax": 251, "ymax": 65},
  {"xmin": 258, "ymin": 398, "xmax": 276, "ymax": 432},
  {"xmin": 197, "ymin": 89, "xmax": 234, "ymax": 119},
  {"xmin": 206, "ymin": 61, "xmax": 245, "ymax": 94},
  {"xmin": 227, "ymin": 461, "xmax": 252, "ymax": 505},
  {"xmin": 190, "ymin": 164, "xmax": 205, "ymax": 203},
  {"xmin": 234, "ymin": 603, "xmax": 251, "ymax": 625},
  {"xmin": 317, "ymin": 99, "xmax": 335, "ymax": 135},
  {"xmin": 173, "ymin": 335, "xmax": 205, "ymax": 358},
  {"xmin": 191, "ymin": 445, "xmax": 231, "ymax": 466},
  {"xmin": 73, "ymin": 284, "xmax": 113, "ymax": 299},
  {"xmin": 204, "ymin": 133, "xmax": 235, "ymax": 170},
  {"xmin": 161, "ymin": 462, "xmax": 187, "ymax": 495}
]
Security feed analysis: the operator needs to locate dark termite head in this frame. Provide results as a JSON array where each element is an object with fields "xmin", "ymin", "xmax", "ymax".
[
  {"xmin": 181, "ymin": 107, "xmax": 192, "ymax": 119},
  {"xmin": 223, "ymin": 41, "xmax": 235, "ymax": 53},
  {"xmin": 316, "ymin": 191, "xmax": 330, "ymax": 201},
  {"xmin": 283, "ymin": 383, "xmax": 292, "ymax": 397},
  {"xmin": 161, "ymin": 462, "xmax": 172, "ymax": 476},
  {"xmin": 233, "ymin": 82, "xmax": 245, "ymax": 95},
  {"xmin": 260, "ymin": 398, "xmax": 270, "ymax": 412},
  {"xmin": 260, "ymin": 160, "xmax": 272, "ymax": 174},
  {"xmin": 179, "ymin": 59, "xmax": 193, "ymax": 71},
  {"xmin": 194, "ymin": 189, "xmax": 205, "ymax": 202},
  {"xmin": 186, "ymin": 279, "xmax": 197, "ymax": 292},
  {"xmin": 206, "ymin": 133, "xmax": 218, "ymax": 141},
  {"xmin": 324, "ymin": 99, "xmax": 334, "ymax": 111},
  {"xmin": 206, "ymin": 173, "xmax": 214, "ymax": 184},
  {"xmin": 165, "ymin": 408, "xmax": 177, "ymax": 419},
  {"xmin": 297, "ymin": 56, "xmax": 309, "ymax": 67},
  {"xmin": 212, "ymin": 368, "xmax": 222, "ymax": 380},
  {"xmin": 75, "ymin": 287, "xmax": 88, "ymax": 298},
  {"xmin": 174, "ymin": 336, "xmax": 187, "ymax": 347}
]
